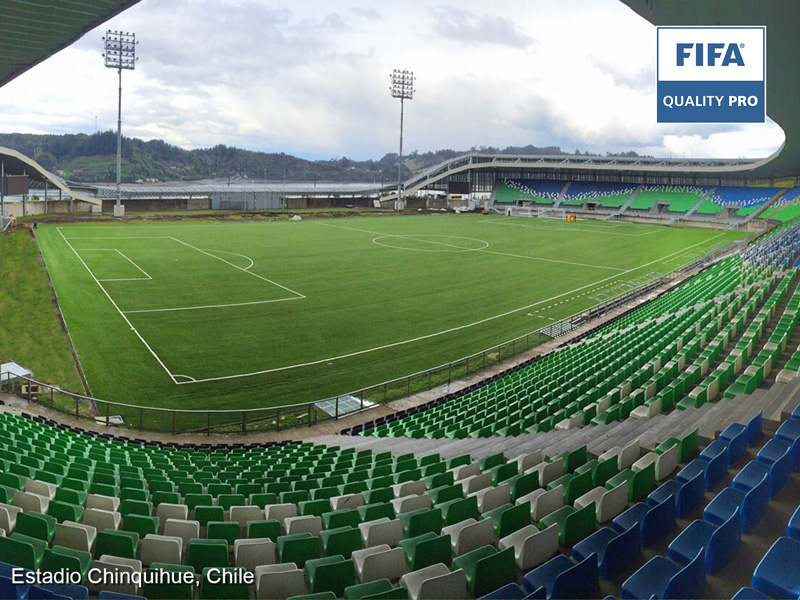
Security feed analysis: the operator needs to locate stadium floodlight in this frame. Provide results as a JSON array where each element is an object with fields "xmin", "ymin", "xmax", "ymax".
[
  {"xmin": 389, "ymin": 69, "xmax": 415, "ymax": 210},
  {"xmin": 102, "ymin": 30, "xmax": 138, "ymax": 217}
]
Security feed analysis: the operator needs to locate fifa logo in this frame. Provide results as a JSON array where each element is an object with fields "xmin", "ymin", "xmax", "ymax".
[
  {"xmin": 657, "ymin": 27, "xmax": 765, "ymax": 124},
  {"xmin": 676, "ymin": 43, "xmax": 745, "ymax": 67}
]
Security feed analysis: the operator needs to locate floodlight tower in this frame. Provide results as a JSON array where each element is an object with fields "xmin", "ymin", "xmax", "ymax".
[
  {"xmin": 103, "ymin": 30, "xmax": 138, "ymax": 217},
  {"xmin": 390, "ymin": 69, "xmax": 414, "ymax": 211}
]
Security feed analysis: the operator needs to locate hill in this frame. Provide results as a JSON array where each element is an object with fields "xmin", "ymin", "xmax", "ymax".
[{"xmin": 0, "ymin": 132, "xmax": 649, "ymax": 184}]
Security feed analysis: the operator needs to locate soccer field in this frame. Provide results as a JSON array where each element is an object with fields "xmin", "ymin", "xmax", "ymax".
[{"xmin": 36, "ymin": 214, "xmax": 745, "ymax": 417}]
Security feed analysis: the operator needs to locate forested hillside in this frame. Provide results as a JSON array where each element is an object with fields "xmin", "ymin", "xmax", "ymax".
[{"xmin": 0, "ymin": 132, "xmax": 646, "ymax": 184}]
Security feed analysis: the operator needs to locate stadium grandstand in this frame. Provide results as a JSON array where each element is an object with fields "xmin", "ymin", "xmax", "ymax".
[{"xmin": 7, "ymin": 2, "xmax": 800, "ymax": 600}]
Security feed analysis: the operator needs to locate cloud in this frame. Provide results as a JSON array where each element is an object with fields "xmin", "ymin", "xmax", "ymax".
[
  {"xmin": 428, "ymin": 6, "xmax": 533, "ymax": 49},
  {"xmin": 0, "ymin": 0, "xmax": 782, "ymax": 162}
]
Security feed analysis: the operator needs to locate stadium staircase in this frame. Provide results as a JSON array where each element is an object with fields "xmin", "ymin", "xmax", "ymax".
[
  {"xmin": 617, "ymin": 185, "xmax": 643, "ymax": 216},
  {"xmin": 741, "ymin": 189, "xmax": 789, "ymax": 225},
  {"xmin": 551, "ymin": 182, "xmax": 570, "ymax": 210},
  {"xmin": 684, "ymin": 188, "xmax": 717, "ymax": 219}
]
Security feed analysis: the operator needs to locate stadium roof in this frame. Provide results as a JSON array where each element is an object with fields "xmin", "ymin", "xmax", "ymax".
[
  {"xmin": 621, "ymin": 0, "xmax": 800, "ymax": 179},
  {"xmin": 0, "ymin": 146, "xmax": 100, "ymax": 205},
  {"xmin": 1, "ymin": 0, "xmax": 142, "ymax": 88},
  {"xmin": 89, "ymin": 181, "xmax": 382, "ymax": 199}
]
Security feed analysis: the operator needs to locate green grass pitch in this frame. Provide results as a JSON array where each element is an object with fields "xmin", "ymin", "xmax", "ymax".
[{"xmin": 35, "ymin": 214, "xmax": 744, "ymax": 417}]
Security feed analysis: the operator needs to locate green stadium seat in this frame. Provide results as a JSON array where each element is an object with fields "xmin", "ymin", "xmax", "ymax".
[
  {"xmin": 320, "ymin": 526, "xmax": 362, "ymax": 558},
  {"xmin": 482, "ymin": 502, "xmax": 530, "ymax": 539},
  {"xmin": 207, "ymin": 521, "xmax": 241, "ymax": 545},
  {"xmin": 194, "ymin": 505, "xmax": 225, "ymax": 526},
  {"xmin": 187, "ymin": 538, "xmax": 230, "ymax": 571},
  {"xmin": 344, "ymin": 579, "xmax": 395, "ymax": 600},
  {"xmin": 397, "ymin": 507, "xmax": 442, "ymax": 538},
  {"xmin": 15, "ymin": 511, "xmax": 56, "ymax": 543},
  {"xmin": 439, "ymin": 496, "xmax": 479, "ymax": 526},
  {"xmin": 357, "ymin": 502, "xmax": 394, "ymax": 522},
  {"xmin": 143, "ymin": 563, "xmax": 195, "ymax": 600},
  {"xmin": 398, "ymin": 532, "xmax": 451, "ymax": 570},
  {"xmin": 304, "ymin": 555, "xmax": 356, "ymax": 596},
  {"xmin": 452, "ymin": 545, "xmax": 516, "ymax": 598},
  {"xmin": 278, "ymin": 532, "xmax": 321, "ymax": 567},
  {"xmin": 323, "ymin": 509, "xmax": 361, "ymax": 530},
  {"xmin": 200, "ymin": 567, "xmax": 250, "ymax": 600},
  {"xmin": 0, "ymin": 534, "xmax": 45, "ymax": 569},
  {"xmin": 42, "ymin": 545, "xmax": 92, "ymax": 579},
  {"xmin": 539, "ymin": 503, "xmax": 595, "ymax": 546},
  {"xmin": 95, "ymin": 529, "xmax": 139, "ymax": 559},
  {"xmin": 122, "ymin": 515, "xmax": 159, "ymax": 538},
  {"xmin": 247, "ymin": 519, "xmax": 282, "ymax": 541}
]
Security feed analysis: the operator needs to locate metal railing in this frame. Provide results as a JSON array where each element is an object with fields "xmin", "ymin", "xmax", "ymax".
[{"xmin": 0, "ymin": 238, "xmax": 744, "ymax": 436}]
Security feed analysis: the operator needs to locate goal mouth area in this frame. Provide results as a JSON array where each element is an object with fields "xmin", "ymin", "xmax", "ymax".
[{"xmin": 504, "ymin": 206, "xmax": 568, "ymax": 220}]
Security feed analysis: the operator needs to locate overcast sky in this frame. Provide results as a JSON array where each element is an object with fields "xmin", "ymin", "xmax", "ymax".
[{"xmin": 0, "ymin": 0, "xmax": 785, "ymax": 161}]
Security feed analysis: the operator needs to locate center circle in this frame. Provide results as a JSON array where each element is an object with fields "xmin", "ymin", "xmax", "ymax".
[{"xmin": 372, "ymin": 234, "xmax": 490, "ymax": 253}]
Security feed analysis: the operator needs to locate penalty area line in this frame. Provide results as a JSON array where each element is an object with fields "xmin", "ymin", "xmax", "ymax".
[
  {"xmin": 124, "ymin": 296, "xmax": 303, "ymax": 314},
  {"xmin": 168, "ymin": 237, "xmax": 305, "ymax": 298},
  {"xmin": 57, "ymin": 228, "xmax": 178, "ymax": 384}
]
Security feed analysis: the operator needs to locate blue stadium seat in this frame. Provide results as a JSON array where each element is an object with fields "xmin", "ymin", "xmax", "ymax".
[
  {"xmin": 704, "ymin": 483, "xmax": 767, "ymax": 534},
  {"xmin": 27, "ymin": 586, "xmax": 72, "ymax": 600},
  {"xmin": 732, "ymin": 461, "xmax": 774, "ymax": 498},
  {"xmin": 786, "ymin": 505, "xmax": 800, "ymax": 541},
  {"xmin": 718, "ymin": 425, "xmax": 748, "ymax": 466},
  {"xmin": 698, "ymin": 441, "xmax": 728, "ymax": 485},
  {"xmin": 621, "ymin": 550, "xmax": 705, "ymax": 600},
  {"xmin": 752, "ymin": 537, "xmax": 800, "ymax": 598},
  {"xmin": 522, "ymin": 554, "xmax": 598, "ymax": 600},
  {"xmin": 677, "ymin": 460, "xmax": 713, "ymax": 491},
  {"xmin": 666, "ymin": 508, "xmax": 740, "ymax": 574},
  {"xmin": 613, "ymin": 496, "xmax": 675, "ymax": 547},
  {"xmin": 572, "ymin": 523, "xmax": 640, "ymax": 580},
  {"xmin": 648, "ymin": 471, "xmax": 703, "ymax": 518},
  {"xmin": 755, "ymin": 439, "xmax": 792, "ymax": 496},
  {"xmin": 0, "ymin": 576, "xmax": 17, "ymax": 600},
  {"xmin": 775, "ymin": 420, "xmax": 800, "ymax": 466},
  {"xmin": 731, "ymin": 587, "xmax": 770, "ymax": 600},
  {"xmin": 40, "ymin": 584, "xmax": 89, "ymax": 600},
  {"xmin": 479, "ymin": 583, "xmax": 526, "ymax": 600}
]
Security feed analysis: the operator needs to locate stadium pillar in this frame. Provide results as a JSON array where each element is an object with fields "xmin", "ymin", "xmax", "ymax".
[
  {"xmin": 103, "ymin": 30, "xmax": 138, "ymax": 218},
  {"xmin": 389, "ymin": 70, "xmax": 414, "ymax": 211},
  {"xmin": 114, "ymin": 65, "xmax": 125, "ymax": 217},
  {"xmin": 396, "ymin": 95, "xmax": 405, "ymax": 211}
]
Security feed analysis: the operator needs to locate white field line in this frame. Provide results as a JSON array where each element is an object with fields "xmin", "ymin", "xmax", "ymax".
[
  {"xmin": 124, "ymin": 296, "xmax": 302, "ymax": 314},
  {"xmin": 177, "ymin": 230, "xmax": 728, "ymax": 385},
  {"xmin": 478, "ymin": 249, "xmax": 625, "ymax": 271},
  {"xmin": 63, "ymin": 236, "xmax": 173, "ymax": 240},
  {"xmin": 115, "ymin": 250, "xmax": 152, "ymax": 279},
  {"xmin": 57, "ymin": 228, "xmax": 178, "ymax": 384},
  {"xmin": 204, "ymin": 249, "xmax": 255, "ymax": 270},
  {"xmin": 76, "ymin": 248, "xmax": 153, "ymax": 280},
  {"xmin": 480, "ymin": 219, "xmax": 663, "ymax": 237},
  {"xmin": 372, "ymin": 235, "xmax": 489, "ymax": 253},
  {"xmin": 319, "ymin": 222, "xmax": 626, "ymax": 271},
  {"xmin": 168, "ymin": 236, "xmax": 305, "ymax": 299}
]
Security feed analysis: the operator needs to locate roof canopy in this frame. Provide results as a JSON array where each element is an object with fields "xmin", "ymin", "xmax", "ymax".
[
  {"xmin": 1, "ymin": 0, "xmax": 142, "ymax": 88},
  {"xmin": 622, "ymin": 0, "xmax": 800, "ymax": 178}
]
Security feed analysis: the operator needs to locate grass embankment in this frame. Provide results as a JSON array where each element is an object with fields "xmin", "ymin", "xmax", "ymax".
[
  {"xmin": 16, "ymin": 207, "xmax": 402, "ymax": 225},
  {"xmin": 0, "ymin": 229, "xmax": 85, "ymax": 394}
]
